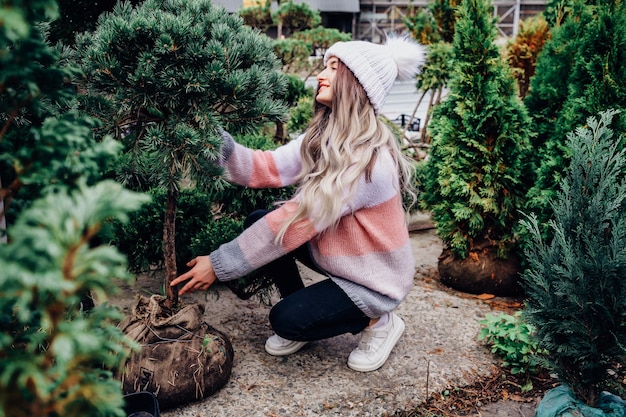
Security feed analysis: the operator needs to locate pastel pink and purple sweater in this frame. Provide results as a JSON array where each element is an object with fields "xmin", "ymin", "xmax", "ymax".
[{"xmin": 210, "ymin": 130, "xmax": 415, "ymax": 317}]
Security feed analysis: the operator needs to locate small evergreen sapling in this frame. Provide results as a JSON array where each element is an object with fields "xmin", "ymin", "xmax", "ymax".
[
  {"xmin": 520, "ymin": 110, "xmax": 626, "ymax": 406},
  {"xmin": 75, "ymin": 0, "xmax": 288, "ymax": 308}
]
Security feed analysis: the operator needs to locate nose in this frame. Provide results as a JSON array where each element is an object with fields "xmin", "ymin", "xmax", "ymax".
[{"xmin": 317, "ymin": 68, "xmax": 327, "ymax": 82}]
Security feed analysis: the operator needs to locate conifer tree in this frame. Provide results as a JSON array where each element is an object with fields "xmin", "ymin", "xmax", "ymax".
[
  {"xmin": 0, "ymin": 1, "xmax": 119, "ymax": 226},
  {"xmin": 520, "ymin": 110, "xmax": 626, "ymax": 406},
  {"xmin": 524, "ymin": 0, "xmax": 626, "ymax": 226},
  {"xmin": 239, "ymin": 0, "xmax": 274, "ymax": 32},
  {"xmin": 75, "ymin": 0, "xmax": 288, "ymax": 308},
  {"xmin": 273, "ymin": 0, "xmax": 320, "ymax": 39},
  {"xmin": 505, "ymin": 14, "xmax": 550, "ymax": 100},
  {"xmin": 419, "ymin": 0, "xmax": 532, "ymax": 294},
  {"xmin": 1, "ymin": 1, "xmax": 149, "ymax": 415},
  {"xmin": 404, "ymin": 0, "xmax": 459, "ymax": 44}
]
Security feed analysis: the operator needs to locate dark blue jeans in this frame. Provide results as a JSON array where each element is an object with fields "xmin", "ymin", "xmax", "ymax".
[{"xmin": 244, "ymin": 210, "xmax": 370, "ymax": 341}]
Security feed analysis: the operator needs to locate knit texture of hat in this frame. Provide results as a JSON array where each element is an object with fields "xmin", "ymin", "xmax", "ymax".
[{"xmin": 324, "ymin": 36, "xmax": 426, "ymax": 114}]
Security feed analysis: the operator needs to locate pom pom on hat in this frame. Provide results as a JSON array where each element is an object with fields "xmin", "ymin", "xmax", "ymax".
[{"xmin": 324, "ymin": 35, "xmax": 427, "ymax": 114}]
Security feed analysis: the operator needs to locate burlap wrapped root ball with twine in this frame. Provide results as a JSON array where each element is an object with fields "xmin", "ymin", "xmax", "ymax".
[{"xmin": 118, "ymin": 295, "xmax": 234, "ymax": 410}]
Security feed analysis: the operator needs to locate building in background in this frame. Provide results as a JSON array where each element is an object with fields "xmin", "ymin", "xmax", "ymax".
[
  {"xmin": 358, "ymin": 0, "xmax": 546, "ymax": 41},
  {"xmin": 213, "ymin": 0, "xmax": 546, "ymax": 41}
]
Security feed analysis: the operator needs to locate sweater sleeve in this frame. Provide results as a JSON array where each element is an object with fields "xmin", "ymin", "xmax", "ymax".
[
  {"xmin": 219, "ymin": 129, "xmax": 304, "ymax": 188},
  {"xmin": 209, "ymin": 200, "xmax": 319, "ymax": 282}
]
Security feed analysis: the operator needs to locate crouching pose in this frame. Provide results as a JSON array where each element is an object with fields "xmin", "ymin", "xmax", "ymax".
[{"xmin": 171, "ymin": 36, "xmax": 426, "ymax": 372}]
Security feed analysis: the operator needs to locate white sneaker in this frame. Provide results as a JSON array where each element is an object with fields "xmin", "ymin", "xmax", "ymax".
[
  {"xmin": 264, "ymin": 334, "xmax": 308, "ymax": 356},
  {"xmin": 347, "ymin": 312, "xmax": 405, "ymax": 372}
]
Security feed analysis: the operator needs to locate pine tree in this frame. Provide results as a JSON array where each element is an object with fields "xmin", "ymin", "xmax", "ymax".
[
  {"xmin": 74, "ymin": 0, "xmax": 288, "ymax": 308},
  {"xmin": 419, "ymin": 0, "xmax": 532, "ymax": 295},
  {"xmin": 520, "ymin": 110, "xmax": 626, "ymax": 406},
  {"xmin": 524, "ymin": 0, "xmax": 626, "ymax": 227}
]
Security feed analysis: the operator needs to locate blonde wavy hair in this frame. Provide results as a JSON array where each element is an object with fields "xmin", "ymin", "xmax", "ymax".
[{"xmin": 276, "ymin": 60, "xmax": 417, "ymax": 243}]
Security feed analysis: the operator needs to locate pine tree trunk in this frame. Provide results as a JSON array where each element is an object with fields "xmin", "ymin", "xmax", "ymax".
[
  {"xmin": 277, "ymin": 21, "xmax": 283, "ymax": 39},
  {"xmin": 275, "ymin": 121, "xmax": 286, "ymax": 144},
  {"xmin": 164, "ymin": 184, "xmax": 179, "ymax": 309}
]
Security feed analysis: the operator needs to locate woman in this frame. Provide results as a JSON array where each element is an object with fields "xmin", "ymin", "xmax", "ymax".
[{"xmin": 171, "ymin": 36, "xmax": 426, "ymax": 372}]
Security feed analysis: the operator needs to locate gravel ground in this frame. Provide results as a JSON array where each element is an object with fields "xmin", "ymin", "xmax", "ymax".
[{"xmin": 112, "ymin": 214, "xmax": 516, "ymax": 417}]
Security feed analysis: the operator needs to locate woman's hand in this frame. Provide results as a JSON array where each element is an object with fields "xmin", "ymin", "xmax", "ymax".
[{"xmin": 171, "ymin": 256, "xmax": 217, "ymax": 296}]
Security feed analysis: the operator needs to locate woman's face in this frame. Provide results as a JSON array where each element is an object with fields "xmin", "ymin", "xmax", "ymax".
[{"xmin": 316, "ymin": 56, "xmax": 339, "ymax": 108}]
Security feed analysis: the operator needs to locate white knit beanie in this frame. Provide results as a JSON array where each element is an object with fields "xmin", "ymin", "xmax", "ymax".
[{"xmin": 324, "ymin": 35, "xmax": 427, "ymax": 114}]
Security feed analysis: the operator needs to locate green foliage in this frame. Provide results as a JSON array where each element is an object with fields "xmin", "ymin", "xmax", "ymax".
[
  {"xmin": 105, "ymin": 187, "xmax": 214, "ymax": 273},
  {"xmin": 189, "ymin": 215, "xmax": 243, "ymax": 256},
  {"xmin": 0, "ymin": 181, "xmax": 149, "ymax": 417},
  {"xmin": 289, "ymin": 26, "xmax": 351, "ymax": 79},
  {"xmin": 1, "ymin": 2, "xmax": 150, "ymax": 415},
  {"xmin": 273, "ymin": 37, "xmax": 312, "ymax": 74},
  {"xmin": 524, "ymin": 0, "xmax": 626, "ymax": 227},
  {"xmin": 282, "ymin": 73, "xmax": 312, "ymax": 108},
  {"xmin": 430, "ymin": 0, "xmax": 460, "ymax": 43},
  {"xmin": 238, "ymin": 0, "xmax": 273, "ymax": 31},
  {"xmin": 272, "ymin": 0, "xmax": 321, "ymax": 37},
  {"xmin": 1, "ymin": 111, "xmax": 121, "ymax": 223},
  {"xmin": 520, "ymin": 110, "xmax": 626, "ymax": 405},
  {"xmin": 478, "ymin": 312, "xmax": 548, "ymax": 390},
  {"xmin": 288, "ymin": 94, "xmax": 314, "ymax": 135},
  {"xmin": 543, "ymin": 0, "xmax": 604, "ymax": 27},
  {"xmin": 404, "ymin": 0, "xmax": 459, "ymax": 44},
  {"xmin": 0, "ymin": 0, "xmax": 59, "ymax": 41},
  {"xmin": 75, "ymin": 0, "xmax": 288, "ymax": 141},
  {"xmin": 505, "ymin": 14, "xmax": 551, "ymax": 99},
  {"xmin": 403, "ymin": 6, "xmax": 439, "ymax": 45},
  {"xmin": 74, "ymin": 0, "xmax": 289, "ymax": 304},
  {"xmin": 416, "ymin": 41, "xmax": 453, "ymax": 92},
  {"xmin": 1, "ymin": 0, "xmax": 119, "ymax": 224},
  {"xmin": 420, "ymin": 0, "xmax": 532, "ymax": 259},
  {"xmin": 292, "ymin": 25, "xmax": 352, "ymax": 52}
]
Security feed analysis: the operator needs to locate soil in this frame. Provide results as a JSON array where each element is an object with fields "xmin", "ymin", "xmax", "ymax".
[{"xmin": 393, "ymin": 275, "xmax": 559, "ymax": 417}]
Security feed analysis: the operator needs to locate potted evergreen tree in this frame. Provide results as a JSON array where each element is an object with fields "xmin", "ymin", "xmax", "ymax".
[
  {"xmin": 520, "ymin": 110, "xmax": 626, "ymax": 416},
  {"xmin": 419, "ymin": 0, "xmax": 532, "ymax": 296},
  {"xmin": 74, "ymin": 0, "xmax": 288, "ymax": 409}
]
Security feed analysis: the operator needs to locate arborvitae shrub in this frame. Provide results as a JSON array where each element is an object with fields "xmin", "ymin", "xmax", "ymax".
[
  {"xmin": 420, "ymin": 0, "xmax": 532, "ymax": 259},
  {"xmin": 524, "ymin": 0, "xmax": 626, "ymax": 227}
]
